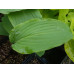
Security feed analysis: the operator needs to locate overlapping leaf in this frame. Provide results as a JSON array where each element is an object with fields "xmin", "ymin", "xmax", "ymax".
[
  {"xmin": 8, "ymin": 9, "xmax": 42, "ymax": 27},
  {"xmin": 9, "ymin": 18, "xmax": 73, "ymax": 54},
  {"xmin": 0, "ymin": 22, "xmax": 8, "ymax": 36},
  {"xmin": 40, "ymin": 9, "xmax": 59, "ymax": 19},
  {"xmin": 0, "ymin": 9, "xmax": 24, "ymax": 14},
  {"xmin": 1, "ymin": 15, "xmax": 13, "ymax": 33}
]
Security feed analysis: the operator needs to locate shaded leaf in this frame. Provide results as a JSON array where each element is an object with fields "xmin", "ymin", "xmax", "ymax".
[
  {"xmin": 69, "ymin": 9, "xmax": 74, "ymax": 12},
  {"xmin": 1, "ymin": 15, "xmax": 13, "ymax": 33},
  {"xmin": 0, "ymin": 22, "xmax": 8, "ymax": 36},
  {"xmin": 40, "ymin": 9, "xmax": 59, "ymax": 19}
]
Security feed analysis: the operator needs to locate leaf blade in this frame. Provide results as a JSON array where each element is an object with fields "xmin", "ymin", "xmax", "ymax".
[
  {"xmin": 9, "ymin": 18, "xmax": 73, "ymax": 54},
  {"xmin": 8, "ymin": 9, "xmax": 42, "ymax": 27}
]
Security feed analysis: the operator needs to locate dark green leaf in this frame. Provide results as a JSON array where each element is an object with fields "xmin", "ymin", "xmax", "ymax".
[
  {"xmin": 0, "ymin": 22, "xmax": 8, "ymax": 36},
  {"xmin": 40, "ymin": 9, "xmax": 59, "ymax": 19},
  {"xmin": 1, "ymin": 15, "xmax": 13, "ymax": 33}
]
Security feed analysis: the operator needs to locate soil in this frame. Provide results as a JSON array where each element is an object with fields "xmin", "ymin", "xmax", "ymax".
[
  {"xmin": 22, "ymin": 53, "xmax": 44, "ymax": 64},
  {"xmin": 0, "ymin": 36, "xmax": 28, "ymax": 64},
  {"xmin": 27, "ymin": 56, "xmax": 40, "ymax": 64}
]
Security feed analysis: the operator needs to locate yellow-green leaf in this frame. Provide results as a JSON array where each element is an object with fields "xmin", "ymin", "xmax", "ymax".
[{"xmin": 64, "ymin": 39, "xmax": 74, "ymax": 62}]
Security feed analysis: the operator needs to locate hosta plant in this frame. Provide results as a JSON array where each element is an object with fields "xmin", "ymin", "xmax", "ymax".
[{"xmin": 0, "ymin": 9, "xmax": 73, "ymax": 60}]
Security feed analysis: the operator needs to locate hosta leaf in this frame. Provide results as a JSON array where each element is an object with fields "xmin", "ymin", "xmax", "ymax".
[
  {"xmin": 1, "ymin": 15, "xmax": 13, "ymax": 33},
  {"xmin": 40, "ymin": 9, "xmax": 59, "ymax": 19},
  {"xmin": 66, "ymin": 12, "xmax": 74, "ymax": 39},
  {"xmin": 0, "ymin": 22, "xmax": 8, "ymax": 36},
  {"xmin": 8, "ymin": 9, "xmax": 42, "ymax": 27},
  {"xmin": 9, "ymin": 18, "xmax": 73, "ymax": 54},
  {"xmin": 58, "ymin": 9, "xmax": 69, "ymax": 25},
  {"xmin": 64, "ymin": 39, "xmax": 74, "ymax": 62},
  {"xmin": 67, "ymin": 12, "xmax": 74, "ymax": 22},
  {"xmin": 69, "ymin": 9, "xmax": 74, "ymax": 12},
  {"xmin": 0, "ymin": 9, "xmax": 24, "ymax": 14},
  {"xmin": 70, "ymin": 19, "xmax": 74, "ymax": 39}
]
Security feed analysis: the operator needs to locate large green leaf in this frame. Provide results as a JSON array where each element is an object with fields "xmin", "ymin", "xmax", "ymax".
[
  {"xmin": 0, "ymin": 22, "xmax": 8, "ymax": 36},
  {"xmin": 9, "ymin": 18, "xmax": 73, "ymax": 54},
  {"xmin": 1, "ymin": 15, "xmax": 13, "ymax": 33},
  {"xmin": 0, "ymin": 9, "xmax": 24, "ymax": 14},
  {"xmin": 64, "ymin": 39, "xmax": 74, "ymax": 62},
  {"xmin": 8, "ymin": 9, "xmax": 42, "ymax": 27}
]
